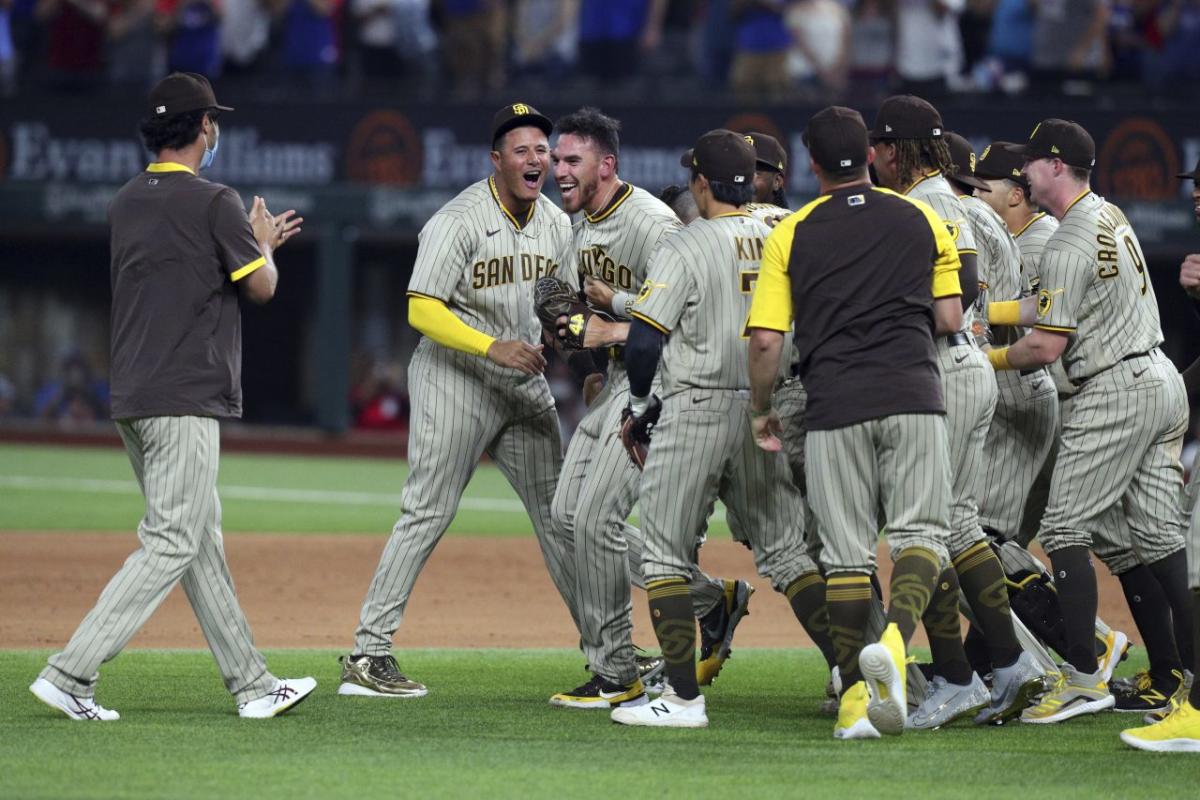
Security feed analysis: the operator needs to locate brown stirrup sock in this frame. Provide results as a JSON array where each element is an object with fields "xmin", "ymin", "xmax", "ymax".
[
  {"xmin": 887, "ymin": 546, "xmax": 941, "ymax": 643},
  {"xmin": 647, "ymin": 577, "xmax": 700, "ymax": 700},
  {"xmin": 785, "ymin": 572, "xmax": 839, "ymax": 670},
  {"xmin": 953, "ymin": 541, "xmax": 1021, "ymax": 669},
  {"xmin": 825, "ymin": 572, "xmax": 873, "ymax": 690},
  {"xmin": 924, "ymin": 567, "xmax": 973, "ymax": 685}
]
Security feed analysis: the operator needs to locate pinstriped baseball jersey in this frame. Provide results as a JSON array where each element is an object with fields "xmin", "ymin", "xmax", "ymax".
[
  {"xmin": 1014, "ymin": 211, "xmax": 1058, "ymax": 294},
  {"xmin": 1034, "ymin": 191, "xmax": 1164, "ymax": 382},
  {"xmin": 408, "ymin": 176, "xmax": 573, "ymax": 342},
  {"xmin": 631, "ymin": 213, "xmax": 771, "ymax": 397},
  {"xmin": 962, "ymin": 195, "xmax": 1023, "ymax": 303},
  {"xmin": 744, "ymin": 202, "xmax": 790, "ymax": 227},
  {"xmin": 907, "ymin": 173, "xmax": 975, "ymax": 335},
  {"xmin": 572, "ymin": 183, "xmax": 681, "ymax": 307}
]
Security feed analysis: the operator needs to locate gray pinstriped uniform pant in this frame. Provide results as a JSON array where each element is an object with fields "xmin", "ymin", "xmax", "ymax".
[
  {"xmin": 40, "ymin": 416, "xmax": 276, "ymax": 704},
  {"xmin": 1039, "ymin": 351, "xmax": 1187, "ymax": 567},
  {"xmin": 1184, "ymin": 448, "xmax": 1200, "ymax": 590},
  {"xmin": 353, "ymin": 340, "xmax": 579, "ymax": 655},
  {"xmin": 551, "ymin": 370, "xmax": 726, "ymax": 686},
  {"xmin": 938, "ymin": 339, "xmax": 999, "ymax": 556}
]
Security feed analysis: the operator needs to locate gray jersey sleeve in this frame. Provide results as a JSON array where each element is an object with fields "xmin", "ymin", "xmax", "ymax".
[
  {"xmin": 409, "ymin": 213, "xmax": 473, "ymax": 300},
  {"xmin": 631, "ymin": 242, "xmax": 694, "ymax": 333}
]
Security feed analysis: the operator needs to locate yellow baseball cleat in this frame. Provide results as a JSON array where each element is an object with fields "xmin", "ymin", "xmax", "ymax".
[
  {"xmin": 860, "ymin": 622, "xmax": 906, "ymax": 735},
  {"xmin": 1021, "ymin": 665, "xmax": 1114, "ymax": 724},
  {"xmin": 1120, "ymin": 701, "xmax": 1200, "ymax": 753},
  {"xmin": 834, "ymin": 681, "xmax": 880, "ymax": 739},
  {"xmin": 696, "ymin": 580, "xmax": 754, "ymax": 685}
]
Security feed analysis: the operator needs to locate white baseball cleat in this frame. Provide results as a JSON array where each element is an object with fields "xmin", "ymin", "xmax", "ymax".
[
  {"xmin": 238, "ymin": 678, "xmax": 317, "ymax": 718},
  {"xmin": 611, "ymin": 688, "xmax": 708, "ymax": 728},
  {"xmin": 30, "ymin": 678, "xmax": 120, "ymax": 721}
]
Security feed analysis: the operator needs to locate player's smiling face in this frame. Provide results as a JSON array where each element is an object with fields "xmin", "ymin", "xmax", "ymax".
[
  {"xmin": 552, "ymin": 133, "xmax": 604, "ymax": 214},
  {"xmin": 1022, "ymin": 158, "xmax": 1054, "ymax": 206},
  {"xmin": 492, "ymin": 126, "xmax": 550, "ymax": 206}
]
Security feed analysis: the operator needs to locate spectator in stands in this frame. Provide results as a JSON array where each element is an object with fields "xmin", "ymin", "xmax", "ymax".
[
  {"xmin": 276, "ymin": 0, "xmax": 341, "ymax": 84},
  {"xmin": 1144, "ymin": 0, "xmax": 1200, "ymax": 88},
  {"xmin": 959, "ymin": 0, "xmax": 994, "ymax": 74},
  {"xmin": 729, "ymin": 0, "xmax": 791, "ymax": 99},
  {"xmin": 848, "ymin": 0, "xmax": 895, "ymax": 93},
  {"xmin": 352, "ymin": 360, "xmax": 410, "ymax": 431},
  {"xmin": 977, "ymin": 0, "xmax": 1035, "ymax": 92},
  {"xmin": 895, "ymin": 0, "xmax": 965, "ymax": 95},
  {"xmin": 511, "ymin": 0, "xmax": 578, "ymax": 80},
  {"xmin": 220, "ymin": 0, "xmax": 270, "ymax": 74},
  {"xmin": 107, "ymin": 0, "xmax": 156, "ymax": 86},
  {"xmin": 438, "ymin": 0, "xmax": 505, "ymax": 99},
  {"xmin": 577, "ymin": 0, "xmax": 649, "ymax": 83},
  {"xmin": 354, "ymin": 0, "xmax": 404, "ymax": 76},
  {"xmin": 0, "ymin": 0, "xmax": 14, "ymax": 96},
  {"xmin": 784, "ymin": 0, "xmax": 850, "ymax": 96},
  {"xmin": 34, "ymin": 351, "xmax": 109, "ymax": 423},
  {"xmin": 698, "ymin": 0, "xmax": 735, "ymax": 84},
  {"xmin": 156, "ymin": 0, "xmax": 222, "ymax": 77},
  {"xmin": 1108, "ymin": 0, "xmax": 1162, "ymax": 83},
  {"xmin": 35, "ymin": 0, "xmax": 107, "ymax": 89},
  {"xmin": 1030, "ymin": 0, "xmax": 1110, "ymax": 91}
]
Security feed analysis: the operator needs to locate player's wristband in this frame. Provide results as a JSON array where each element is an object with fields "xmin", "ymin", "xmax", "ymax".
[
  {"xmin": 611, "ymin": 291, "xmax": 636, "ymax": 318},
  {"xmin": 988, "ymin": 300, "xmax": 1021, "ymax": 326},
  {"xmin": 987, "ymin": 346, "xmax": 1013, "ymax": 371}
]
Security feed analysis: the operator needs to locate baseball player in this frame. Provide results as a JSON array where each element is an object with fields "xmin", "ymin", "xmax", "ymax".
[
  {"xmin": 609, "ymin": 129, "xmax": 827, "ymax": 728},
  {"xmin": 545, "ymin": 107, "xmax": 748, "ymax": 709},
  {"xmin": 985, "ymin": 119, "xmax": 1193, "ymax": 724},
  {"xmin": 870, "ymin": 96, "xmax": 1032, "ymax": 729},
  {"xmin": 657, "ymin": 184, "xmax": 699, "ymax": 225},
  {"xmin": 1121, "ymin": 156, "xmax": 1200, "ymax": 751},
  {"xmin": 30, "ymin": 73, "xmax": 315, "ymax": 720},
  {"xmin": 746, "ymin": 131, "xmax": 789, "ymax": 208},
  {"xmin": 747, "ymin": 106, "xmax": 964, "ymax": 740},
  {"xmin": 339, "ymin": 104, "xmax": 581, "ymax": 698}
]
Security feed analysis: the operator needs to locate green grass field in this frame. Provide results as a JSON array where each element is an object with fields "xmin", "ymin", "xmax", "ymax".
[
  {"xmin": 1, "ymin": 443, "xmax": 1194, "ymax": 798},
  {"xmin": 0, "ymin": 648, "xmax": 1190, "ymax": 800},
  {"xmin": 0, "ymin": 443, "xmax": 729, "ymax": 536}
]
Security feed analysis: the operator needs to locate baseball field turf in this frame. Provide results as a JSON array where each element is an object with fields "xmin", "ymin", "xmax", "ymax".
[{"xmin": 0, "ymin": 442, "xmax": 1194, "ymax": 799}]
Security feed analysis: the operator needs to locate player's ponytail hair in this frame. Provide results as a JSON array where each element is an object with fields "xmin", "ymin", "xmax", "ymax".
[{"xmin": 895, "ymin": 137, "xmax": 955, "ymax": 190}]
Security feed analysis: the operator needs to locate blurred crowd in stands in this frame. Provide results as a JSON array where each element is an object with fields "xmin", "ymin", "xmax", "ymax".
[{"xmin": 1, "ymin": 0, "xmax": 1198, "ymax": 102}]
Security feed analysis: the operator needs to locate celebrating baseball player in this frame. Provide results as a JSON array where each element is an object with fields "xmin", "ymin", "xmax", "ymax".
[
  {"xmin": 339, "ymin": 103, "xmax": 581, "ymax": 698},
  {"xmin": 984, "ymin": 119, "xmax": 1194, "ymax": 724}
]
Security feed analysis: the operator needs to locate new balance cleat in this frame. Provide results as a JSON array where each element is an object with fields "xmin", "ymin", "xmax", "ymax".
[
  {"xmin": 1145, "ymin": 670, "xmax": 1194, "ymax": 724},
  {"xmin": 611, "ymin": 688, "xmax": 707, "ymax": 728},
  {"xmin": 976, "ymin": 651, "xmax": 1046, "ymax": 725},
  {"xmin": 550, "ymin": 674, "xmax": 647, "ymax": 709},
  {"xmin": 337, "ymin": 654, "xmax": 428, "ymax": 698},
  {"xmin": 1020, "ymin": 665, "xmax": 1114, "ymax": 724},
  {"xmin": 1120, "ymin": 700, "xmax": 1200, "ymax": 753},
  {"xmin": 697, "ymin": 579, "xmax": 754, "ymax": 685},
  {"xmin": 1115, "ymin": 669, "xmax": 1182, "ymax": 714},
  {"xmin": 908, "ymin": 672, "xmax": 989, "ymax": 730},
  {"xmin": 834, "ymin": 681, "xmax": 880, "ymax": 740},
  {"xmin": 860, "ymin": 622, "xmax": 907, "ymax": 735}
]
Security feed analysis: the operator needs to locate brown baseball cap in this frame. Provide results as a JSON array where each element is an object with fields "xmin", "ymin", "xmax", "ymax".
[
  {"xmin": 680, "ymin": 129, "xmax": 756, "ymax": 185},
  {"xmin": 944, "ymin": 132, "xmax": 991, "ymax": 193},
  {"xmin": 975, "ymin": 141, "xmax": 1030, "ymax": 191},
  {"xmin": 802, "ymin": 106, "xmax": 869, "ymax": 173},
  {"xmin": 1012, "ymin": 119, "xmax": 1095, "ymax": 169},
  {"xmin": 490, "ymin": 102, "xmax": 553, "ymax": 147},
  {"xmin": 1177, "ymin": 158, "xmax": 1200, "ymax": 181},
  {"xmin": 745, "ymin": 131, "xmax": 787, "ymax": 174},
  {"xmin": 148, "ymin": 72, "xmax": 233, "ymax": 118},
  {"xmin": 869, "ymin": 95, "xmax": 943, "ymax": 141}
]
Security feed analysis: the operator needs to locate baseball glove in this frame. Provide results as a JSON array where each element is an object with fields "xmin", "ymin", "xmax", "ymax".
[
  {"xmin": 619, "ymin": 395, "xmax": 663, "ymax": 470},
  {"xmin": 534, "ymin": 276, "xmax": 592, "ymax": 350}
]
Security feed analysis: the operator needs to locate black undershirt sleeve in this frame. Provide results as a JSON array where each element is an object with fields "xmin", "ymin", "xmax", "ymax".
[
  {"xmin": 958, "ymin": 251, "xmax": 979, "ymax": 311},
  {"xmin": 625, "ymin": 319, "xmax": 664, "ymax": 399}
]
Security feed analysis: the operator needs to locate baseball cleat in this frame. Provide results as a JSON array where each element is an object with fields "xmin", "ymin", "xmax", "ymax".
[
  {"xmin": 696, "ymin": 579, "xmax": 754, "ymax": 685},
  {"xmin": 1020, "ymin": 665, "xmax": 1114, "ymax": 724},
  {"xmin": 337, "ymin": 654, "xmax": 428, "ymax": 698},
  {"xmin": 550, "ymin": 675, "xmax": 647, "ymax": 709},
  {"xmin": 833, "ymin": 681, "xmax": 880, "ymax": 740},
  {"xmin": 908, "ymin": 673, "xmax": 989, "ymax": 730},
  {"xmin": 1120, "ymin": 700, "xmax": 1200, "ymax": 753},
  {"xmin": 611, "ymin": 688, "xmax": 707, "ymax": 728},
  {"xmin": 239, "ymin": 677, "xmax": 317, "ymax": 718},
  {"xmin": 1096, "ymin": 628, "xmax": 1130, "ymax": 683},
  {"xmin": 1144, "ymin": 670, "xmax": 1194, "ymax": 724},
  {"xmin": 1114, "ymin": 669, "xmax": 1182, "ymax": 714},
  {"xmin": 820, "ymin": 666, "xmax": 842, "ymax": 716},
  {"xmin": 860, "ymin": 622, "xmax": 907, "ymax": 735},
  {"xmin": 976, "ymin": 651, "xmax": 1046, "ymax": 725},
  {"xmin": 29, "ymin": 678, "xmax": 120, "ymax": 721},
  {"xmin": 635, "ymin": 648, "xmax": 666, "ymax": 695}
]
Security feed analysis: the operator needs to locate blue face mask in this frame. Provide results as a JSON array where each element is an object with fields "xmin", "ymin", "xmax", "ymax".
[{"xmin": 200, "ymin": 124, "xmax": 219, "ymax": 171}]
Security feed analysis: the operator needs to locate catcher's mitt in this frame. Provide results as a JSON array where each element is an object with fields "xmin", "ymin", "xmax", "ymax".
[
  {"xmin": 619, "ymin": 395, "xmax": 663, "ymax": 470},
  {"xmin": 533, "ymin": 276, "xmax": 592, "ymax": 350}
]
